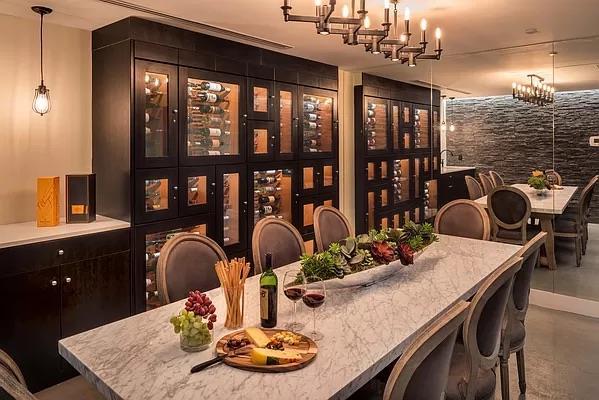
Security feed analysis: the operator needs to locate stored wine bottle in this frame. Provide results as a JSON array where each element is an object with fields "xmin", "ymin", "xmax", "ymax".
[
  {"xmin": 303, "ymin": 102, "xmax": 321, "ymax": 112},
  {"xmin": 193, "ymin": 92, "xmax": 229, "ymax": 104},
  {"xmin": 192, "ymin": 128, "xmax": 230, "ymax": 137},
  {"xmin": 259, "ymin": 205, "xmax": 274, "ymax": 215},
  {"xmin": 304, "ymin": 139, "xmax": 322, "ymax": 147},
  {"xmin": 305, "ymin": 113, "xmax": 321, "ymax": 122},
  {"xmin": 259, "ymin": 195, "xmax": 277, "ymax": 205},
  {"xmin": 260, "ymin": 253, "xmax": 278, "ymax": 328},
  {"xmin": 303, "ymin": 121, "xmax": 322, "ymax": 129},
  {"xmin": 367, "ymin": 103, "xmax": 377, "ymax": 110},
  {"xmin": 198, "ymin": 81, "xmax": 230, "ymax": 93},
  {"xmin": 367, "ymin": 109, "xmax": 376, "ymax": 118},
  {"xmin": 191, "ymin": 105, "xmax": 226, "ymax": 114},
  {"xmin": 256, "ymin": 176, "xmax": 277, "ymax": 184}
]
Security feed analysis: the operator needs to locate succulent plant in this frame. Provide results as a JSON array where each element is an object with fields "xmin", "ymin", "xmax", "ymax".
[
  {"xmin": 370, "ymin": 241, "xmax": 396, "ymax": 264},
  {"xmin": 397, "ymin": 243, "xmax": 415, "ymax": 266}
]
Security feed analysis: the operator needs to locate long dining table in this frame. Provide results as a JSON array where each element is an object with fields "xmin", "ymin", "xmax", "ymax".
[
  {"xmin": 475, "ymin": 183, "xmax": 578, "ymax": 270},
  {"xmin": 59, "ymin": 235, "xmax": 521, "ymax": 400}
]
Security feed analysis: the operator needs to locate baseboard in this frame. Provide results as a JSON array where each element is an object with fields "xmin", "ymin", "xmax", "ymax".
[{"xmin": 530, "ymin": 289, "xmax": 599, "ymax": 318}]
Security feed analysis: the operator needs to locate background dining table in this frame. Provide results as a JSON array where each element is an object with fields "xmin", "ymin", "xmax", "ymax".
[
  {"xmin": 475, "ymin": 183, "xmax": 578, "ymax": 270},
  {"xmin": 59, "ymin": 235, "xmax": 521, "ymax": 400}
]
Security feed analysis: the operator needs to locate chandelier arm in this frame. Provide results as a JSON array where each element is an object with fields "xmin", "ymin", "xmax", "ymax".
[{"xmin": 285, "ymin": 14, "xmax": 320, "ymax": 23}]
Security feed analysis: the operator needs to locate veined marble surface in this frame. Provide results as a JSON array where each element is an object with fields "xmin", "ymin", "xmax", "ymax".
[
  {"xmin": 441, "ymin": 165, "xmax": 476, "ymax": 174},
  {"xmin": 59, "ymin": 235, "xmax": 521, "ymax": 400},
  {"xmin": 475, "ymin": 184, "xmax": 578, "ymax": 215}
]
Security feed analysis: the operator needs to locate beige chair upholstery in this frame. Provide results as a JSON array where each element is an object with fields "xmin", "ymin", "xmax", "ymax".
[
  {"xmin": 314, "ymin": 206, "xmax": 353, "ymax": 252},
  {"xmin": 252, "ymin": 218, "xmax": 305, "ymax": 275},
  {"xmin": 445, "ymin": 256, "xmax": 523, "ymax": 400},
  {"xmin": 383, "ymin": 301, "xmax": 470, "ymax": 400},
  {"xmin": 156, "ymin": 233, "xmax": 226, "ymax": 305},
  {"xmin": 489, "ymin": 171, "xmax": 505, "ymax": 187},
  {"xmin": 487, "ymin": 186, "xmax": 532, "ymax": 245},
  {"xmin": 434, "ymin": 200, "xmax": 491, "ymax": 241},
  {"xmin": 498, "ymin": 232, "xmax": 546, "ymax": 399},
  {"xmin": 544, "ymin": 169, "xmax": 562, "ymax": 185},
  {"xmin": 465, "ymin": 176, "xmax": 484, "ymax": 200},
  {"xmin": 479, "ymin": 173, "xmax": 494, "ymax": 195}
]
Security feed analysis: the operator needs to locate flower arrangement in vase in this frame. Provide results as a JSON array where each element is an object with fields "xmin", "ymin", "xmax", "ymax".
[
  {"xmin": 527, "ymin": 170, "xmax": 551, "ymax": 196},
  {"xmin": 169, "ymin": 290, "xmax": 217, "ymax": 352}
]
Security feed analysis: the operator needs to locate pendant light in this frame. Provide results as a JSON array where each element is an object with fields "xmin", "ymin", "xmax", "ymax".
[
  {"xmin": 32, "ymin": 6, "xmax": 53, "ymax": 116},
  {"xmin": 448, "ymin": 97, "xmax": 456, "ymax": 132}
]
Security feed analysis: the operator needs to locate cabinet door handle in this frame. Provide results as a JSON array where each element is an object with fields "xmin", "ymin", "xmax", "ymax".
[
  {"xmin": 57, "ymin": 249, "xmax": 64, "ymax": 256},
  {"xmin": 51, "ymin": 279, "xmax": 58, "ymax": 287},
  {"xmin": 65, "ymin": 277, "xmax": 72, "ymax": 284}
]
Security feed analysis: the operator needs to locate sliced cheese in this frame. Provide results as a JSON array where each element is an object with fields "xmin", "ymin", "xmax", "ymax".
[
  {"xmin": 244, "ymin": 327, "xmax": 270, "ymax": 348},
  {"xmin": 250, "ymin": 348, "xmax": 302, "ymax": 366}
]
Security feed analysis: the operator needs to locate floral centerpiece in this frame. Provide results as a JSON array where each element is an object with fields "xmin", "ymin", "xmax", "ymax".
[
  {"xmin": 300, "ymin": 221, "xmax": 438, "ymax": 283},
  {"xmin": 169, "ymin": 290, "xmax": 217, "ymax": 352},
  {"xmin": 527, "ymin": 170, "xmax": 551, "ymax": 195}
]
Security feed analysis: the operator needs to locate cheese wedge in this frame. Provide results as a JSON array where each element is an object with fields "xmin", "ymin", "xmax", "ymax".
[
  {"xmin": 250, "ymin": 348, "xmax": 302, "ymax": 366},
  {"xmin": 244, "ymin": 327, "xmax": 270, "ymax": 348}
]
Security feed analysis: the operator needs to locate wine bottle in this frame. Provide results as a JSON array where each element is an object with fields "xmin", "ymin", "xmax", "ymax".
[
  {"xmin": 259, "ymin": 195, "xmax": 277, "ymax": 204},
  {"xmin": 198, "ymin": 81, "xmax": 230, "ymax": 93},
  {"xmin": 303, "ymin": 102, "xmax": 321, "ymax": 112},
  {"xmin": 190, "ymin": 104, "xmax": 226, "ymax": 114},
  {"xmin": 256, "ymin": 176, "xmax": 277, "ymax": 184},
  {"xmin": 305, "ymin": 113, "xmax": 321, "ymax": 122},
  {"xmin": 303, "ymin": 121, "xmax": 322, "ymax": 129},
  {"xmin": 304, "ymin": 139, "xmax": 321, "ymax": 147},
  {"xmin": 367, "ymin": 109, "xmax": 376, "ymax": 117},
  {"xmin": 260, "ymin": 205, "xmax": 274, "ymax": 215},
  {"xmin": 260, "ymin": 253, "xmax": 278, "ymax": 328}
]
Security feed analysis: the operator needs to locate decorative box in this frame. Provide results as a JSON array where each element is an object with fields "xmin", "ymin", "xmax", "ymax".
[
  {"xmin": 37, "ymin": 176, "xmax": 60, "ymax": 227},
  {"xmin": 66, "ymin": 174, "xmax": 96, "ymax": 223}
]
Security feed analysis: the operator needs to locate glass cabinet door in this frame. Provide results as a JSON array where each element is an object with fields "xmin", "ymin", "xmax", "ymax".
[
  {"xmin": 135, "ymin": 168, "xmax": 178, "ymax": 224},
  {"xmin": 248, "ymin": 121, "xmax": 275, "ymax": 161},
  {"xmin": 275, "ymin": 83, "xmax": 298, "ymax": 160},
  {"xmin": 393, "ymin": 158, "xmax": 411, "ymax": 203},
  {"xmin": 365, "ymin": 97, "xmax": 389, "ymax": 153},
  {"xmin": 216, "ymin": 166, "xmax": 247, "ymax": 253},
  {"xmin": 179, "ymin": 166, "xmax": 214, "ymax": 216},
  {"xmin": 414, "ymin": 107, "xmax": 430, "ymax": 149},
  {"xmin": 251, "ymin": 168, "xmax": 295, "ymax": 227},
  {"xmin": 319, "ymin": 160, "xmax": 338, "ymax": 193},
  {"xmin": 299, "ymin": 197, "xmax": 317, "ymax": 234},
  {"xmin": 300, "ymin": 161, "xmax": 318, "ymax": 196},
  {"xmin": 391, "ymin": 102, "xmax": 403, "ymax": 151},
  {"xmin": 248, "ymin": 78, "xmax": 274, "ymax": 120},
  {"xmin": 300, "ymin": 87, "xmax": 337, "ymax": 158},
  {"xmin": 180, "ymin": 68, "xmax": 246, "ymax": 165},
  {"xmin": 414, "ymin": 157, "xmax": 423, "ymax": 199},
  {"xmin": 135, "ymin": 61, "xmax": 178, "ymax": 168}
]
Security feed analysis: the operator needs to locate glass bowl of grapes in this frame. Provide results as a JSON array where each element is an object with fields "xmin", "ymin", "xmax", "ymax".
[{"xmin": 169, "ymin": 290, "xmax": 217, "ymax": 352}]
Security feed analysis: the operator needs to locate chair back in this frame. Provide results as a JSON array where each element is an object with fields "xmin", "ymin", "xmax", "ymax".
[
  {"xmin": 479, "ymin": 173, "xmax": 494, "ymax": 195},
  {"xmin": 465, "ymin": 176, "xmax": 483, "ymax": 200},
  {"xmin": 461, "ymin": 256, "xmax": 523, "ymax": 398},
  {"xmin": 487, "ymin": 186, "xmax": 531, "ymax": 243},
  {"xmin": 545, "ymin": 169, "xmax": 562, "ymax": 185},
  {"xmin": 578, "ymin": 175, "xmax": 599, "ymax": 224},
  {"xmin": 156, "ymin": 233, "xmax": 227, "ymax": 305},
  {"xmin": 252, "ymin": 218, "xmax": 305, "ymax": 274},
  {"xmin": 314, "ymin": 206, "xmax": 353, "ymax": 252},
  {"xmin": 383, "ymin": 301, "xmax": 470, "ymax": 400},
  {"xmin": 511, "ymin": 232, "xmax": 546, "ymax": 319},
  {"xmin": 489, "ymin": 171, "xmax": 505, "ymax": 187},
  {"xmin": 434, "ymin": 200, "xmax": 491, "ymax": 240},
  {"xmin": 0, "ymin": 349, "xmax": 36, "ymax": 400}
]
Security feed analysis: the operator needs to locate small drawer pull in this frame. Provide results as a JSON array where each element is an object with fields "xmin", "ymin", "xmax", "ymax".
[
  {"xmin": 65, "ymin": 277, "xmax": 72, "ymax": 283},
  {"xmin": 51, "ymin": 280, "xmax": 58, "ymax": 287},
  {"xmin": 57, "ymin": 249, "xmax": 64, "ymax": 256}
]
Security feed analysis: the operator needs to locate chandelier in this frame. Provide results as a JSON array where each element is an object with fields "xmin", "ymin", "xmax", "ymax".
[
  {"xmin": 281, "ymin": 0, "xmax": 443, "ymax": 67},
  {"xmin": 511, "ymin": 74, "xmax": 555, "ymax": 106}
]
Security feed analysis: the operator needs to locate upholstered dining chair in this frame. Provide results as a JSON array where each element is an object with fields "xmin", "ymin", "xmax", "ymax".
[
  {"xmin": 465, "ymin": 176, "xmax": 484, "ymax": 200},
  {"xmin": 498, "ymin": 232, "xmax": 546, "ymax": 400},
  {"xmin": 156, "ymin": 233, "xmax": 226, "ymax": 305},
  {"xmin": 445, "ymin": 256, "xmax": 523, "ymax": 400},
  {"xmin": 489, "ymin": 171, "xmax": 505, "ymax": 187},
  {"xmin": 313, "ymin": 205, "xmax": 354, "ymax": 252},
  {"xmin": 252, "ymin": 217, "xmax": 305, "ymax": 274},
  {"xmin": 1, "ymin": 348, "xmax": 102, "ymax": 400},
  {"xmin": 479, "ymin": 173, "xmax": 495, "ymax": 195},
  {"xmin": 561, "ymin": 175, "xmax": 598, "ymax": 255},
  {"xmin": 544, "ymin": 169, "xmax": 562, "ymax": 186},
  {"xmin": 383, "ymin": 301, "xmax": 470, "ymax": 400},
  {"xmin": 554, "ymin": 175, "xmax": 598, "ymax": 267},
  {"xmin": 487, "ymin": 186, "xmax": 534, "ymax": 245},
  {"xmin": 434, "ymin": 200, "xmax": 491, "ymax": 240}
]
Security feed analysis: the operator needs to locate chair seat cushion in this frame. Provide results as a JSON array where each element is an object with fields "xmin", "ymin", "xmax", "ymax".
[
  {"xmin": 36, "ymin": 376, "xmax": 104, "ymax": 400},
  {"xmin": 445, "ymin": 343, "xmax": 496, "ymax": 400},
  {"xmin": 509, "ymin": 319, "xmax": 526, "ymax": 350},
  {"xmin": 555, "ymin": 218, "xmax": 578, "ymax": 234}
]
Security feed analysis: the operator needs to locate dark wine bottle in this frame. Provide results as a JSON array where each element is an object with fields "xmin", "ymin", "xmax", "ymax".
[{"xmin": 260, "ymin": 253, "xmax": 278, "ymax": 328}]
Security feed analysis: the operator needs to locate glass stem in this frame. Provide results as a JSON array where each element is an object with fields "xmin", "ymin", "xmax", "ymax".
[
  {"xmin": 313, "ymin": 309, "xmax": 316, "ymax": 334},
  {"xmin": 292, "ymin": 301, "xmax": 297, "ymax": 325}
]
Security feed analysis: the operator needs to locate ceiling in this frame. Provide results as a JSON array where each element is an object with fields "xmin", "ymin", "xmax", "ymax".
[{"xmin": 3, "ymin": 0, "xmax": 599, "ymax": 97}]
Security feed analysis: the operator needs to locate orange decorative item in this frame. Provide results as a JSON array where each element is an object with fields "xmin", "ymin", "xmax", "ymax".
[{"xmin": 36, "ymin": 176, "xmax": 60, "ymax": 227}]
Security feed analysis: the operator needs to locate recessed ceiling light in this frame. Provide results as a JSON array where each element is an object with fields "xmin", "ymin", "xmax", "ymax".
[{"xmin": 525, "ymin": 28, "xmax": 539, "ymax": 34}]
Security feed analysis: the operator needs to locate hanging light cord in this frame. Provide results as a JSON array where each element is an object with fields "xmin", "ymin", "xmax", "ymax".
[{"xmin": 39, "ymin": 12, "xmax": 44, "ymax": 84}]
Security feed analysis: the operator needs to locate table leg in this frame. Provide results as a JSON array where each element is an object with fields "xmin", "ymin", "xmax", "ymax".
[{"xmin": 539, "ymin": 215, "xmax": 557, "ymax": 270}]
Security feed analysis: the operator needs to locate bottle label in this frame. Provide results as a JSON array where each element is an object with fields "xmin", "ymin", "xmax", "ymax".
[
  {"xmin": 260, "ymin": 287, "xmax": 269, "ymax": 319},
  {"xmin": 203, "ymin": 92, "xmax": 219, "ymax": 103},
  {"xmin": 206, "ymin": 82, "xmax": 223, "ymax": 92},
  {"xmin": 209, "ymin": 128, "xmax": 221, "ymax": 137}
]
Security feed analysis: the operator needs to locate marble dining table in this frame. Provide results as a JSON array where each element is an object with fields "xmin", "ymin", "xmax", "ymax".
[
  {"xmin": 59, "ymin": 234, "xmax": 521, "ymax": 400},
  {"xmin": 475, "ymin": 183, "xmax": 578, "ymax": 270}
]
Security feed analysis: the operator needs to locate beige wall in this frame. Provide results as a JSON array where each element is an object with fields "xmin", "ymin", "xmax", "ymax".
[{"xmin": 0, "ymin": 14, "xmax": 91, "ymax": 224}]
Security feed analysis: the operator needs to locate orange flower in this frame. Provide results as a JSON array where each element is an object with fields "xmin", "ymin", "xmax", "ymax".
[{"xmin": 532, "ymin": 170, "xmax": 544, "ymax": 178}]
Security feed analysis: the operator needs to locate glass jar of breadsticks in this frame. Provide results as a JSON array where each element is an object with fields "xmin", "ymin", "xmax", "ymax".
[{"xmin": 215, "ymin": 258, "xmax": 251, "ymax": 329}]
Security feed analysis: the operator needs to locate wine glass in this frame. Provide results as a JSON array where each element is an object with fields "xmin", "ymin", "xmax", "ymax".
[
  {"xmin": 302, "ymin": 276, "xmax": 326, "ymax": 341},
  {"xmin": 283, "ymin": 270, "xmax": 306, "ymax": 331}
]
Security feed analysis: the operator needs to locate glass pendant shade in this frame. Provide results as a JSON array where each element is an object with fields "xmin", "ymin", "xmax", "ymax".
[{"xmin": 33, "ymin": 83, "xmax": 51, "ymax": 116}]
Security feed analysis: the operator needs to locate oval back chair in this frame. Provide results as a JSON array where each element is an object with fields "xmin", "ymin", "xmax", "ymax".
[
  {"xmin": 544, "ymin": 169, "xmax": 562, "ymax": 186},
  {"xmin": 487, "ymin": 186, "xmax": 532, "ymax": 245},
  {"xmin": 489, "ymin": 171, "xmax": 505, "ymax": 187},
  {"xmin": 252, "ymin": 217, "xmax": 305, "ymax": 275},
  {"xmin": 314, "ymin": 206, "xmax": 354, "ymax": 252},
  {"xmin": 0, "ymin": 349, "xmax": 36, "ymax": 399},
  {"xmin": 434, "ymin": 200, "xmax": 491, "ymax": 240},
  {"xmin": 479, "ymin": 173, "xmax": 495, "ymax": 195},
  {"xmin": 156, "ymin": 233, "xmax": 227, "ymax": 305},
  {"xmin": 465, "ymin": 176, "xmax": 484, "ymax": 200}
]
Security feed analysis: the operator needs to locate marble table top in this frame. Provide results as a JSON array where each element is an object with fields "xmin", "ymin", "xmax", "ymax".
[
  {"xmin": 475, "ymin": 184, "xmax": 578, "ymax": 215},
  {"xmin": 59, "ymin": 235, "xmax": 521, "ymax": 400}
]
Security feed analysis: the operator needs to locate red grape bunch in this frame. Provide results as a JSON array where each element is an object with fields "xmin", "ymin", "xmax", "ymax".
[{"xmin": 185, "ymin": 290, "xmax": 217, "ymax": 330}]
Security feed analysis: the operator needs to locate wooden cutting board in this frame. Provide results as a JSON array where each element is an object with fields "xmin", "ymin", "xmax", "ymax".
[{"xmin": 215, "ymin": 328, "xmax": 318, "ymax": 373}]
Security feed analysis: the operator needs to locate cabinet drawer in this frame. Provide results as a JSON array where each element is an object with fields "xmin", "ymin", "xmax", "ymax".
[{"xmin": 0, "ymin": 228, "xmax": 130, "ymax": 278}]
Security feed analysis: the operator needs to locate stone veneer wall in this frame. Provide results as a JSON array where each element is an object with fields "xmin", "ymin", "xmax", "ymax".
[{"xmin": 446, "ymin": 90, "xmax": 599, "ymax": 222}]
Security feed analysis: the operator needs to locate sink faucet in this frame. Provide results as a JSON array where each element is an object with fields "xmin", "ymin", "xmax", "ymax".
[{"xmin": 440, "ymin": 149, "xmax": 454, "ymax": 167}]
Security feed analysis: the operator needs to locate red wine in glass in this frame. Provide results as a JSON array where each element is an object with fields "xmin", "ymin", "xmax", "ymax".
[
  {"xmin": 284, "ymin": 287, "xmax": 306, "ymax": 301},
  {"xmin": 302, "ymin": 293, "xmax": 325, "ymax": 308},
  {"xmin": 283, "ymin": 270, "xmax": 306, "ymax": 331}
]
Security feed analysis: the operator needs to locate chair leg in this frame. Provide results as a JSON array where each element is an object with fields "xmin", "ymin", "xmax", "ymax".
[
  {"xmin": 575, "ymin": 235, "xmax": 582, "ymax": 268},
  {"xmin": 500, "ymin": 355, "xmax": 511, "ymax": 400},
  {"xmin": 516, "ymin": 349, "xmax": 526, "ymax": 394},
  {"xmin": 582, "ymin": 223, "xmax": 588, "ymax": 255}
]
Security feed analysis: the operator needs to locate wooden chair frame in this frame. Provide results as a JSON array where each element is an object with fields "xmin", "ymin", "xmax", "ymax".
[
  {"xmin": 479, "ymin": 173, "xmax": 495, "ymax": 195},
  {"xmin": 383, "ymin": 301, "xmax": 470, "ymax": 400},
  {"xmin": 544, "ymin": 169, "xmax": 562, "ymax": 186},
  {"xmin": 156, "ymin": 233, "xmax": 228, "ymax": 305},
  {"xmin": 0, "ymin": 349, "xmax": 37, "ymax": 400},
  {"xmin": 313, "ymin": 205, "xmax": 354, "ymax": 252},
  {"xmin": 487, "ymin": 186, "xmax": 532, "ymax": 245},
  {"xmin": 489, "ymin": 171, "xmax": 505, "ymax": 187},
  {"xmin": 465, "ymin": 176, "xmax": 484, "ymax": 200},
  {"xmin": 252, "ymin": 217, "xmax": 305, "ymax": 275},
  {"xmin": 434, "ymin": 199, "xmax": 491, "ymax": 241}
]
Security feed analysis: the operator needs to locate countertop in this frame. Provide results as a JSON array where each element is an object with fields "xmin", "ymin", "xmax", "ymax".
[
  {"xmin": 0, "ymin": 215, "xmax": 130, "ymax": 249},
  {"xmin": 59, "ymin": 235, "xmax": 521, "ymax": 400},
  {"xmin": 441, "ymin": 165, "xmax": 476, "ymax": 174}
]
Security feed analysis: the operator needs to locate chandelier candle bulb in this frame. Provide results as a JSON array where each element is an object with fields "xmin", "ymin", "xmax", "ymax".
[
  {"xmin": 404, "ymin": 7, "xmax": 410, "ymax": 35},
  {"xmin": 420, "ymin": 19, "xmax": 427, "ymax": 44},
  {"xmin": 435, "ymin": 27, "xmax": 442, "ymax": 50}
]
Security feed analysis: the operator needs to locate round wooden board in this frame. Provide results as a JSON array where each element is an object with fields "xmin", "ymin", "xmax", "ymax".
[{"xmin": 215, "ymin": 328, "xmax": 318, "ymax": 373}]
